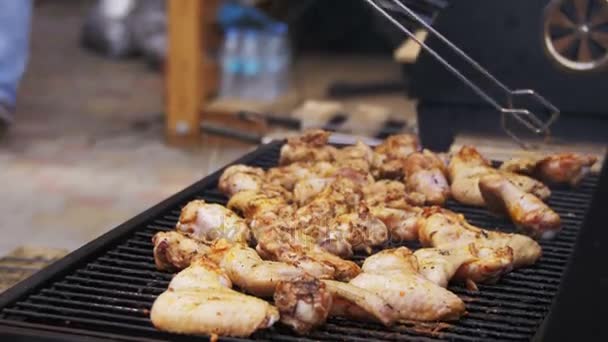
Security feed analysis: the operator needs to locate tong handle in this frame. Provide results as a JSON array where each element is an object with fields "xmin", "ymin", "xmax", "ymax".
[{"xmin": 366, "ymin": 0, "xmax": 560, "ymax": 147}]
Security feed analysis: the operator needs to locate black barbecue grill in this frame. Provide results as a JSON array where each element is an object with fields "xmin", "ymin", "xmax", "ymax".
[{"xmin": 0, "ymin": 140, "xmax": 605, "ymax": 341}]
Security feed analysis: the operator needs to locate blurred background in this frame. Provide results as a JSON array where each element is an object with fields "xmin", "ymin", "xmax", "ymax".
[{"xmin": 1, "ymin": 0, "xmax": 606, "ymax": 290}]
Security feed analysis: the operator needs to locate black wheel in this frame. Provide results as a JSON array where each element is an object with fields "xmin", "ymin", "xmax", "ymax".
[{"xmin": 544, "ymin": 0, "xmax": 608, "ymax": 72}]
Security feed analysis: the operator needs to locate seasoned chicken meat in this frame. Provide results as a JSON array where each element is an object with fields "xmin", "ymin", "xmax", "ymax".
[
  {"xmin": 500, "ymin": 153, "xmax": 597, "ymax": 186},
  {"xmin": 402, "ymin": 150, "xmax": 451, "ymax": 206},
  {"xmin": 323, "ymin": 279, "xmax": 397, "ymax": 326},
  {"xmin": 369, "ymin": 206, "xmax": 422, "ymax": 242},
  {"xmin": 208, "ymin": 240, "xmax": 309, "ymax": 297},
  {"xmin": 363, "ymin": 180, "xmax": 425, "ymax": 208},
  {"xmin": 152, "ymin": 231, "xmax": 210, "ymax": 272},
  {"xmin": 349, "ymin": 247, "xmax": 466, "ymax": 321},
  {"xmin": 417, "ymin": 207, "xmax": 542, "ymax": 269},
  {"xmin": 218, "ymin": 165, "xmax": 265, "ymax": 197},
  {"xmin": 372, "ymin": 134, "xmax": 419, "ymax": 179},
  {"xmin": 274, "ymin": 277, "xmax": 333, "ymax": 334},
  {"xmin": 279, "ymin": 129, "xmax": 336, "ymax": 165},
  {"xmin": 449, "ymin": 146, "xmax": 550, "ymax": 206},
  {"xmin": 176, "ymin": 200, "xmax": 250, "ymax": 244},
  {"xmin": 150, "ymin": 258, "xmax": 279, "ymax": 337},
  {"xmin": 414, "ymin": 242, "xmax": 513, "ymax": 287},
  {"xmin": 479, "ymin": 174, "xmax": 561, "ymax": 239}
]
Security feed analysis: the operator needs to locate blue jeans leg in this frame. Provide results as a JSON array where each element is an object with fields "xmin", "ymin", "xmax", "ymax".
[{"xmin": 0, "ymin": 0, "xmax": 33, "ymax": 111}]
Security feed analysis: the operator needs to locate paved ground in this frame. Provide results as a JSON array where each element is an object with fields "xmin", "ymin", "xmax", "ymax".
[{"xmin": 0, "ymin": 1, "xmax": 255, "ymax": 255}]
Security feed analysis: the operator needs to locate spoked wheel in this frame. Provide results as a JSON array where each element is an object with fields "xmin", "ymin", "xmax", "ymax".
[{"xmin": 544, "ymin": 0, "xmax": 608, "ymax": 71}]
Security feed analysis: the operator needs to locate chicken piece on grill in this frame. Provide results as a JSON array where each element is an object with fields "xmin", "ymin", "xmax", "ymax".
[
  {"xmin": 176, "ymin": 200, "xmax": 250, "ymax": 244},
  {"xmin": 294, "ymin": 179, "xmax": 362, "ymax": 232},
  {"xmin": 500, "ymin": 153, "xmax": 598, "ymax": 186},
  {"xmin": 320, "ymin": 205, "xmax": 389, "ymax": 256},
  {"xmin": 152, "ymin": 231, "xmax": 210, "ymax": 272},
  {"xmin": 293, "ymin": 179, "xmax": 388, "ymax": 258},
  {"xmin": 414, "ymin": 242, "xmax": 513, "ymax": 287},
  {"xmin": 229, "ymin": 184, "xmax": 363, "ymax": 281},
  {"xmin": 207, "ymin": 240, "xmax": 308, "ymax": 298},
  {"xmin": 323, "ymin": 279, "xmax": 397, "ymax": 326},
  {"xmin": 417, "ymin": 207, "xmax": 542, "ymax": 269},
  {"xmin": 274, "ymin": 277, "xmax": 333, "ymax": 334},
  {"xmin": 266, "ymin": 161, "xmax": 336, "ymax": 191},
  {"xmin": 332, "ymin": 141, "xmax": 375, "ymax": 173},
  {"xmin": 150, "ymin": 258, "xmax": 279, "ymax": 337},
  {"xmin": 349, "ymin": 247, "xmax": 465, "ymax": 322},
  {"xmin": 372, "ymin": 134, "xmax": 419, "ymax": 179},
  {"xmin": 251, "ymin": 210, "xmax": 362, "ymax": 281},
  {"xmin": 402, "ymin": 150, "xmax": 451, "ymax": 206},
  {"xmin": 227, "ymin": 187, "xmax": 293, "ymax": 220},
  {"xmin": 218, "ymin": 165, "xmax": 265, "ymax": 197},
  {"xmin": 293, "ymin": 177, "xmax": 333, "ymax": 206},
  {"xmin": 479, "ymin": 174, "xmax": 561, "ymax": 239},
  {"xmin": 448, "ymin": 146, "xmax": 550, "ymax": 207},
  {"xmin": 363, "ymin": 180, "xmax": 425, "ymax": 208},
  {"xmin": 279, "ymin": 129, "xmax": 337, "ymax": 165},
  {"xmin": 292, "ymin": 167, "xmax": 373, "ymax": 207},
  {"xmin": 205, "ymin": 241, "xmax": 343, "ymax": 334},
  {"xmin": 369, "ymin": 206, "xmax": 422, "ymax": 242}
]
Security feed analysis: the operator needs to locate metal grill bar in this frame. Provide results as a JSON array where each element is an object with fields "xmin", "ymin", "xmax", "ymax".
[{"xmin": 0, "ymin": 141, "xmax": 599, "ymax": 341}]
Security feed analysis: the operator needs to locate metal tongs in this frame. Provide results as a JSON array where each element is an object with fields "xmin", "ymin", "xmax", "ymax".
[{"xmin": 366, "ymin": 0, "xmax": 560, "ymax": 147}]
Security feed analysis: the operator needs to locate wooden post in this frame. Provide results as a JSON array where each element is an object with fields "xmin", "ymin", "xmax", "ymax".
[{"xmin": 165, "ymin": 0, "xmax": 205, "ymax": 146}]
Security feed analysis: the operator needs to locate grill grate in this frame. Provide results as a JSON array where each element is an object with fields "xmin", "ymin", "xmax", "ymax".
[{"xmin": 0, "ymin": 142, "xmax": 599, "ymax": 341}]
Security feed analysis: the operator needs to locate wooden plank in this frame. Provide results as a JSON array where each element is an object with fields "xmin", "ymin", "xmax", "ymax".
[{"xmin": 165, "ymin": 0, "xmax": 205, "ymax": 145}]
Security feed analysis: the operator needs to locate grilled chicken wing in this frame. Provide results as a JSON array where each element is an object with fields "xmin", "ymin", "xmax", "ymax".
[
  {"xmin": 150, "ymin": 258, "xmax": 279, "ymax": 337},
  {"xmin": 266, "ymin": 161, "xmax": 335, "ymax": 191},
  {"xmin": 152, "ymin": 231, "xmax": 210, "ymax": 272},
  {"xmin": 332, "ymin": 141, "xmax": 375, "ymax": 173},
  {"xmin": 208, "ymin": 240, "xmax": 308, "ymax": 297},
  {"xmin": 449, "ymin": 146, "xmax": 550, "ymax": 206},
  {"xmin": 417, "ymin": 207, "xmax": 542, "ymax": 268},
  {"xmin": 372, "ymin": 134, "xmax": 419, "ymax": 179},
  {"xmin": 218, "ymin": 165, "xmax": 265, "ymax": 197},
  {"xmin": 227, "ymin": 187, "xmax": 293, "ymax": 220},
  {"xmin": 414, "ymin": 243, "xmax": 513, "ymax": 287},
  {"xmin": 369, "ymin": 206, "xmax": 422, "ymax": 241},
  {"xmin": 349, "ymin": 247, "xmax": 465, "ymax": 321},
  {"xmin": 402, "ymin": 150, "xmax": 451, "ymax": 206},
  {"xmin": 323, "ymin": 279, "xmax": 397, "ymax": 326},
  {"xmin": 176, "ymin": 200, "xmax": 251, "ymax": 244},
  {"xmin": 363, "ymin": 180, "xmax": 425, "ymax": 208},
  {"xmin": 279, "ymin": 129, "xmax": 336, "ymax": 165},
  {"xmin": 292, "ymin": 167, "xmax": 373, "ymax": 207},
  {"xmin": 274, "ymin": 277, "xmax": 333, "ymax": 334},
  {"xmin": 293, "ymin": 177, "xmax": 333, "ymax": 206},
  {"xmin": 320, "ymin": 205, "xmax": 388, "ymax": 256},
  {"xmin": 251, "ymin": 210, "xmax": 362, "ymax": 281},
  {"xmin": 479, "ymin": 174, "xmax": 561, "ymax": 239},
  {"xmin": 500, "ymin": 153, "xmax": 597, "ymax": 186}
]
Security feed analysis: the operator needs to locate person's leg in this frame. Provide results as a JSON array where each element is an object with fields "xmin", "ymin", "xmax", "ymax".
[{"xmin": 0, "ymin": 0, "xmax": 33, "ymax": 126}]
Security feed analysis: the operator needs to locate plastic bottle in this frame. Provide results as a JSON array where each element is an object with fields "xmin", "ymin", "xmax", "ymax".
[
  {"xmin": 261, "ymin": 23, "xmax": 290, "ymax": 101},
  {"xmin": 219, "ymin": 28, "xmax": 242, "ymax": 99},
  {"xmin": 240, "ymin": 29, "xmax": 263, "ymax": 100}
]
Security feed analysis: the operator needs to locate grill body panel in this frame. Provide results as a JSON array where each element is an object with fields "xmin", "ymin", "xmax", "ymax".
[{"xmin": 0, "ymin": 141, "xmax": 599, "ymax": 341}]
